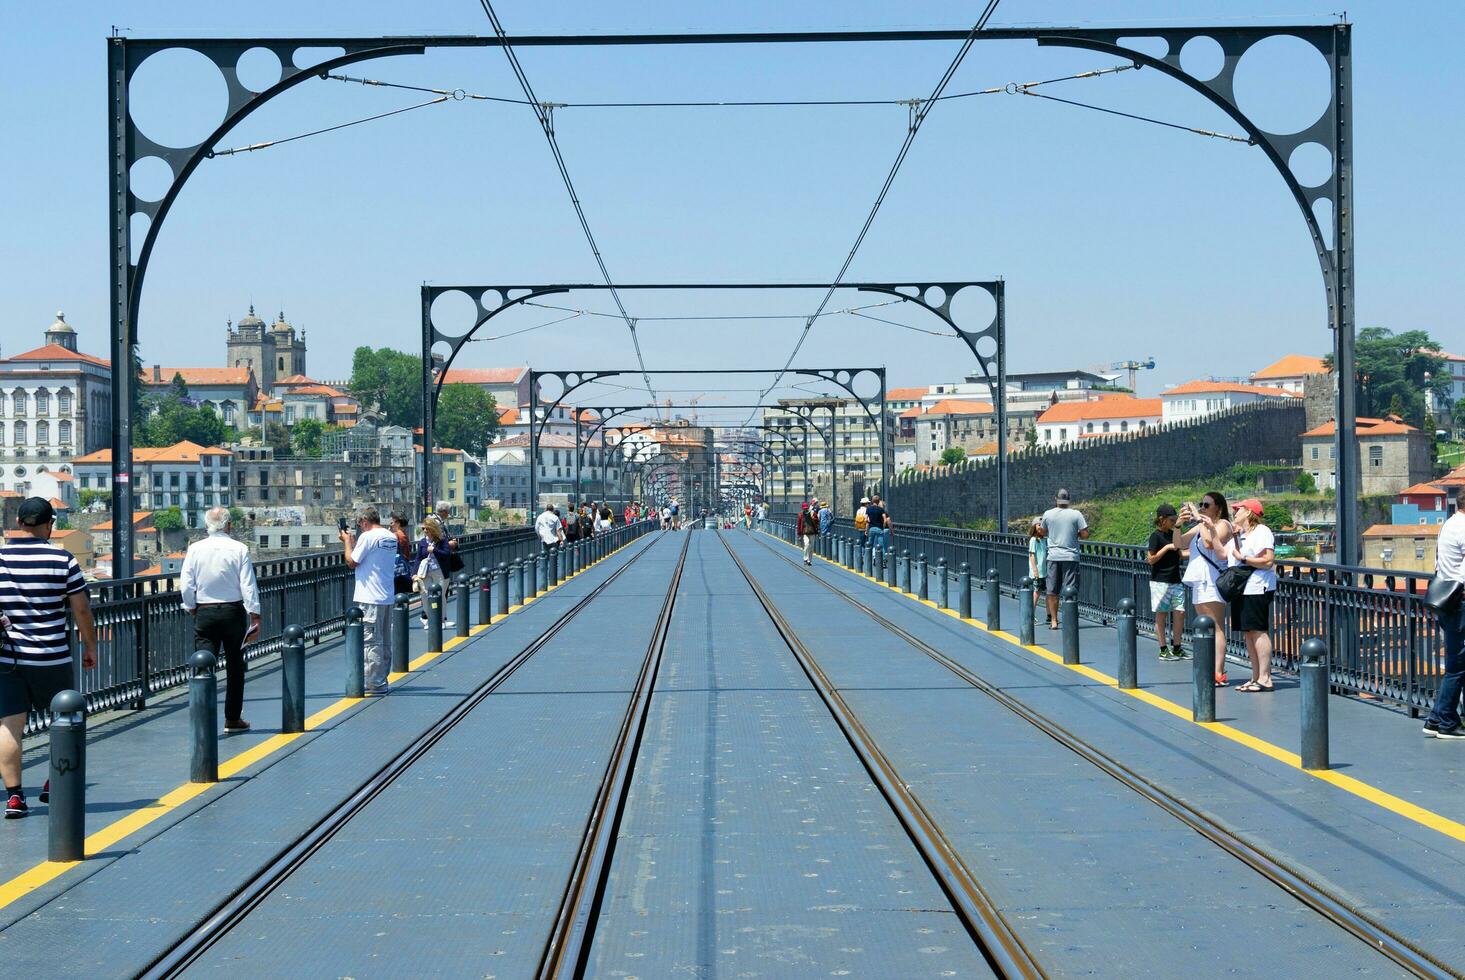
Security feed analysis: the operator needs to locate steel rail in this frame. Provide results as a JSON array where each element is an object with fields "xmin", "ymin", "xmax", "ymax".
[
  {"xmin": 136, "ymin": 527, "xmax": 664, "ymax": 979},
  {"xmin": 740, "ymin": 529, "xmax": 1455, "ymax": 980},
  {"xmin": 714, "ymin": 530, "xmax": 1045, "ymax": 980},
  {"xmin": 538, "ymin": 529, "xmax": 693, "ymax": 977}
]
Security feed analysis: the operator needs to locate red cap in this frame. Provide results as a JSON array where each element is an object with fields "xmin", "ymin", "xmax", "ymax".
[{"xmin": 1234, "ymin": 498, "xmax": 1264, "ymax": 518}]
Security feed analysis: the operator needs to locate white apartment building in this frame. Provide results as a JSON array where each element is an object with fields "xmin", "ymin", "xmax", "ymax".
[
  {"xmin": 1159, "ymin": 380, "xmax": 1298, "ymax": 424},
  {"xmin": 74, "ymin": 440, "xmax": 234, "ymax": 529},
  {"xmin": 1249, "ymin": 354, "xmax": 1328, "ymax": 394},
  {"xmin": 1035, "ymin": 396, "xmax": 1163, "ymax": 446}
]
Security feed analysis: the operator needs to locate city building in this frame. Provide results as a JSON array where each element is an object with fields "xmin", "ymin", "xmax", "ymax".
[
  {"xmin": 1301, "ymin": 417, "xmax": 1433, "ymax": 496},
  {"xmin": 268, "ymin": 375, "xmax": 361, "ymax": 426},
  {"xmin": 1159, "ymin": 380, "xmax": 1297, "ymax": 424},
  {"xmin": 761, "ymin": 399, "xmax": 882, "ymax": 504},
  {"xmin": 0, "ymin": 312, "xmax": 113, "ymax": 494},
  {"xmin": 439, "ymin": 366, "xmax": 530, "ymax": 412},
  {"xmin": 73, "ymin": 440, "xmax": 234, "ymax": 528},
  {"xmin": 89, "ymin": 512, "xmax": 160, "ymax": 560},
  {"xmin": 254, "ymin": 524, "xmax": 342, "ymax": 553},
  {"xmin": 1362, "ymin": 524, "xmax": 1439, "ymax": 574},
  {"xmin": 1391, "ymin": 482, "xmax": 1458, "ymax": 527},
  {"xmin": 225, "ymin": 307, "xmax": 307, "ymax": 391},
  {"xmin": 230, "ymin": 428, "xmax": 416, "ymax": 517},
  {"xmin": 140, "ymin": 365, "xmax": 259, "ymax": 429},
  {"xmin": 1035, "ymin": 396, "xmax": 1163, "ymax": 446},
  {"xmin": 912, "ymin": 399, "xmax": 997, "ymax": 466},
  {"xmin": 481, "ymin": 431, "xmax": 623, "ymax": 507},
  {"xmin": 1249, "ymin": 354, "xmax": 1329, "ymax": 394}
]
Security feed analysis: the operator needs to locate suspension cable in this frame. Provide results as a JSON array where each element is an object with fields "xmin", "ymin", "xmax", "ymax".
[
  {"xmin": 1016, "ymin": 89, "xmax": 1254, "ymax": 143},
  {"xmin": 208, "ymin": 96, "xmax": 451, "ymax": 157}
]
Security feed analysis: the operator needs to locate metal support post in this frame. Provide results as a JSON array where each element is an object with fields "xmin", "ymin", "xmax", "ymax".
[
  {"xmin": 1061, "ymin": 586, "xmax": 1079, "ymax": 665},
  {"xmin": 986, "ymin": 569, "xmax": 1000, "ymax": 631},
  {"xmin": 282, "ymin": 624, "xmax": 307, "ymax": 732},
  {"xmin": 189, "ymin": 650, "xmax": 218, "ymax": 783},
  {"xmin": 344, "ymin": 605, "xmax": 365, "ymax": 698},
  {"xmin": 898, "ymin": 550, "xmax": 910, "ymax": 593},
  {"xmin": 1300, "ymin": 638, "xmax": 1330, "ymax": 770},
  {"xmin": 390, "ymin": 596, "xmax": 410, "ymax": 674},
  {"xmin": 526, "ymin": 551, "xmax": 538, "ymax": 598},
  {"xmin": 549, "ymin": 545, "xmax": 560, "ymax": 585},
  {"xmin": 509, "ymin": 559, "xmax": 523, "ymax": 607},
  {"xmin": 426, "ymin": 583, "xmax": 444, "ymax": 653},
  {"xmin": 937, "ymin": 558, "xmax": 949, "ymax": 609},
  {"xmin": 47, "ymin": 690, "xmax": 86, "ymax": 862},
  {"xmin": 1117, "ymin": 598, "xmax": 1137, "ymax": 690},
  {"xmin": 917, "ymin": 555, "xmax": 929, "ymax": 602},
  {"xmin": 518, "ymin": 555, "xmax": 530, "ymax": 603},
  {"xmin": 1019, "ymin": 576, "xmax": 1035, "ymax": 645},
  {"xmin": 454, "ymin": 572, "xmax": 470, "ymax": 638},
  {"xmin": 478, "ymin": 572, "xmax": 491, "ymax": 625},
  {"xmin": 495, "ymin": 562, "xmax": 509, "ymax": 617},
  {"xmin": 1192, "ymin": 615, "xmax": 1217, "ymax": 723},
  {"xmin": 959, "ymin": 563, "xmax": 972, "ymax": 619},
  {"xmin": 536, "ymin": 552, "xmax": 548, "ymax": 594}
]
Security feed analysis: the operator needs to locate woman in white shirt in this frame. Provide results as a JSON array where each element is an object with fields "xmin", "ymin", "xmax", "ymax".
[
  {"xmin": 1228, "ymin": 498, "xmax": 1277, "ymax": 692},
  {"xmin": 1175, "ymin": 492, "xmax": 1234, "ymax": 688}
]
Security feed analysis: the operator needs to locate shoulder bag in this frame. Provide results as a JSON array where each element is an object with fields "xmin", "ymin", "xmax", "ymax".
[{"xmin": 1425, "ymin": 576, "xmax": 1463, "ymax": 615}]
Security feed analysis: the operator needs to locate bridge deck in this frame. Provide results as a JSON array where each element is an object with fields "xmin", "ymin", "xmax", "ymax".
[{"xmin": 0, "ymin": 527, "xmax": 1458, "ymax": 976}]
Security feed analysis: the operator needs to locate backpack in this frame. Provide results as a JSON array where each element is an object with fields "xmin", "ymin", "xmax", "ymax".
[{"xmin": 854, "ymin": 510, "xmax": 869, "ymax": 531}]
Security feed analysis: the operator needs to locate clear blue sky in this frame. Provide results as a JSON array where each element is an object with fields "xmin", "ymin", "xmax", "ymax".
[{"xmin": 2, "ymin": 1, "xmax": 1460, "ymax": 417}]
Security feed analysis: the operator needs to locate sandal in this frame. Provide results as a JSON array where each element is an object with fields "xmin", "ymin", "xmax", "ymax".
[
  {"xmin": 1235, "ymin": 681, "xmax": 1260, "ymax": 692},
  {"xmin": 1214, "ymin": 673, "xmax": 1229, "ymax": 688}
]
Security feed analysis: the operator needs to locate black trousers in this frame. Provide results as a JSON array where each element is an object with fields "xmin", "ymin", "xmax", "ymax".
[{"xmin": 194, "ymin": 603, "xmax": 248, "ymax": 723}]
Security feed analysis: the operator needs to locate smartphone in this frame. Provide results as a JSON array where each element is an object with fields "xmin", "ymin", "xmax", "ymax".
[{"xmin": 337, "ymin": 516, "xmax": 349, "ymax": 533}]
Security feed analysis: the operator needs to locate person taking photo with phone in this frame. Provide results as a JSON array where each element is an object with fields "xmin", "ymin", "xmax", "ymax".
[
  {"xmin": 180, "ymin": 507, "xmax": 261, "ymax": 733},
  {"xmin": 1175, "ymin": 492, "xmax": 1234, "ymax": 688}
]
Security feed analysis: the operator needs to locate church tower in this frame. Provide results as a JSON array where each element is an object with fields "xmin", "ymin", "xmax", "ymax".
[
  {"xmin": 225, "ymin": 305, "xmax": 276, "ymax": 389},
  {"xmin": 45, "ymin": 311, "xmax": 78, "ymax": 352}
]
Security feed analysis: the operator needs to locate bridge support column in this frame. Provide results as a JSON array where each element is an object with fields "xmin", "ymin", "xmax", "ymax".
[
  {"xmin": 959, "ymin": 564, "xmax": 972, "ymax": 619},
  {"xmin": 986, "ymin": 569, "xmax": 1000, "ymax": 631},
  {"xmin": 455, "ymin": 572, "xmax": 471, "ymax": 637},
  {"xmin": 937, "ymin": 558, "xmax": 949, "ymax": 609},
  {"xmin": 390, "ymin": 597, "xmax": 410, "ymax": 674}
]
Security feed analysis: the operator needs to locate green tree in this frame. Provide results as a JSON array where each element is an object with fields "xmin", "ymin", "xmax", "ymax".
[
  {"xmin": 1326, "ymin": 328, "xmax": 1451, "ymax": 426},
  {"xmin": 435, "ymin": 384, "xmax": 500, "ymax": 457},
  {"xmin": 151, "ymin": 506, "xmax": 184, "ymax": 531},
  {"xmin": 291, "ymin": 417, "xmax": 325, "ymax": 456},
  {"xmin": 348, "ymin": 346, "xmax": 422, "ymax": 428},
  {"xmin": 227, "ymin": 506, "xmax": 248, "ymax": 527},
  {"xmin": 262, "ymin": 421, "xmax": 292, "ymax": 455},
  {"xmin": 77, "ymin": 489, "xmax": 112, "ymax": 510},
  {"xmin": 1294, "ymin": 471, "xmax": 1317, "ymax": 494},
  {"xmin": 136, "ymin": 388, "xmax": 233, "ymax": 448},
  {"xmin": 939, "ymin": 446, "xmax": 966, "ymax": 466}
]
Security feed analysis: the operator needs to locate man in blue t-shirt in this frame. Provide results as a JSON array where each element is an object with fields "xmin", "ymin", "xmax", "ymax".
[{"xmin": 0, "ymin": 498, "xmax": 97, "ymax": 817}]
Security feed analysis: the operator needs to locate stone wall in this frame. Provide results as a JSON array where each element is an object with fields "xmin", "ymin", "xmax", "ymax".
[
  {"xmin": 882, "ymin": 401, "xmax": 1307, "ymax": 527},
  {"xmin": 1302, "ymin": 372, "xmax": 1334, "ymax": 430}
]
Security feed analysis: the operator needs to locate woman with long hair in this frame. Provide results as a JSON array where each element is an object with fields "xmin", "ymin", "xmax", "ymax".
[
  {"xmin": 1027, "ymin": 520, "xmax": 1049, "ymax": 627},
  {"xmin": 414, "ymin": 515, "xmax": 453, "ymax": 629},
  {"xmin": 1175, "ymin": 491, "xmax": 1233, "ymax": 687}
]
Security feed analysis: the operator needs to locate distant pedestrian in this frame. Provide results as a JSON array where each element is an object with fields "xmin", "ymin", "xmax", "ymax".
[
  {"xmin": 755, "ymin": 502, "xmax": 766, "ymax": 529},
  {"xmin": 865, "ymin": 495, "xmax": 890, "ymax": 553},
  {"xmin": 536, "ymin": 502, "xmax": 565, "ymax": 553},
  {"xmin": 434, "ymin": 500, "xmax": 464, "ymax": 578},
  {"xmin": 670, "ymin": 499, "xmax": 682, "ymax": 531},
  {"xmin": 797, "ymin": 503, "xmax": 818, "ymax": 565},
  {"xmin": 0, "ymin": 498, "xmax": 97, "ymax": 818},
  {"xmin": 1424, "ymin": 509, "xmax": 1465, "ymax": 738},
  {"xmin": 389, "ymin": 511, "xmax": 414, "ymax": 598},
  {"xmin": 661, "ymin": 505, "xmax": 672, "ymax": 530},
  {"xmin": 1176, "ymin": 492, "xmax": 1233, "ymax": 688},
  {"xmin": 180, "ymin": 506, "xmax": 261, "ymax": 733},
  {"xmin": 1146, "ymin": 504, "xmax": 1186, "ymax": 661},
  {"xmin": 342, "ymin": 505, "xmax": 397, "ymax": 695},
  {"xmin": 1229, "ymin": 498, "xmax": 1276, "ymax": 692},
  {"xmin": 855, "ymin": 497, "xmax": 871, "ymax": 541},
  {"xmin": 818, "ymin": 500, "xmax": 833, "ymax": 536},
  {"xmin": 415, "ymin": 516, "xmax": 454, "ymax": 629},
  {"xmin": 595, "ymin": 503, "xmax": 613, "ymax": 535},
  {"xmin": 1039, "ymin": 489, "xmax": 1089, "ymax": 630},
  {"xmin": 1027, "ymin": 521, "xmax": 1048, "ymax": 624}
]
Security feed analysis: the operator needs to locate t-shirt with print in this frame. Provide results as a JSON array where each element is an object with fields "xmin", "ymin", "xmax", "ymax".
[
  {"xmin": 0, "ymin": 538, "xmax": 86, "ymax": 666},
  {"xmin": 1147, "ymin": 530, "xmax": 1181, "ymax": 583},
  {"xmin": 1233, "ymin": 524, "xmax": 1277, "ymax": 594},
  {"xmin": 350, "ymin": 526, "xmax": 399, "ymax": 604},
  {"xmin": 1040, "ymin": 506, "xmax": 1087, "ymax": 562}
]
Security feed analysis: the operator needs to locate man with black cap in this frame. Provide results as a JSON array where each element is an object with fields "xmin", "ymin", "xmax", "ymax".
[
  {"xmin": 1038, "ymin": 488, "xmax": 1089, "ymax": 630},
  {"xmin": 0, "ymin": 498, "xmax": 97, "ymax": 818}
]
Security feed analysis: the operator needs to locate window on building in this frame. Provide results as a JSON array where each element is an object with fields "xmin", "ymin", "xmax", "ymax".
[
  {"xmin": 1329, "ymin": 446, "xmax": 1336, "ymax": 459},
  {"xmin": 1416, "ymin": 542, "xmax": 1427, "ymax": 559},
  {"xmin": 1368, "ymin": 446, "xmax": 1383, "ymax": 467},
  {"xmin": 285, "ymin": 407, "xmax": 296, "ymax": 424},
  {"xmin": 58, "ymin": 420, "xmax": 71, "ymax": 446},
  {"xmin": 279, "ymin": 534, "xmax": 290, "ymax": 549},
  {"xmin": 1310, "ymin": 446, "xmax": 1319, "ymax": 460},
  {"xmin": 1101, "ymin": 422, "xmax": 1111, "ymax": 433},
  {"xmin": 58, "ymin": 389, "xmax": 71, "ymax": 414},
  {"xmin": 35, "ymin": 390, "xmax": 49, "ymax": 414},
  {"xmin": 13, "ymin": 421, "xmax": 26, "ymax": 444}
]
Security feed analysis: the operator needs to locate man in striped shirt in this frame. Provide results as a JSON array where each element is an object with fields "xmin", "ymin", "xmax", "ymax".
[{"xmin": 0, "ymin": 498, "xmax": 96, "ymax": 818}]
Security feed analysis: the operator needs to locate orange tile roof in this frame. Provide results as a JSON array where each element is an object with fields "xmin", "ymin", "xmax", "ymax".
[
  {"xmin": 440, "ymin": 367, "xmax": 527, "ymax": 385},
  {"xmin": 280, "ymin": 384, "xmax": 344, "ymax": 398},
  {"xmin": 967, "ymin": 440, "xmax": 999, "ymax": 456},
  {"xmin": 922, "ymin": 399, "xmax": 993, "ymax": 417},
  {"xmin": 75, "ymin": 440, "xmax": 233, "ymax": 465},
  {"xmin": 92, "ymin": 512, "xmax": 155, "ymax": 531},
  {"xmin": 50, "ymin": 471, "xmax": 73, "ymax": 481},
  {"xmin": 1363, "ymin": 524, "xmax": 1440, "ymax": 538},
  {"xmin": 886, "ymin": 386, "xmax": 928, "ymax": 401},
  {"xmin": 7, "ymin": 343, "xmax": 110, "ymax": 368},
  {"xmin": 48, "ymin": 497, "xmax": 68, "ymax": 510},
  {"xmin": 1302, "ymin": 418, "xmax": 1419, "ymax": 438},
  {"xmin": 1163, "ymin": 380, "xmax": 1296, "ymax": 398},
  {"xmin": 273, "ymin": 374, "xmax": 316, "ymax": 386},
  {"xmin": 1037, "ymin": 397, "xmax": 1163, "ymax": 424},
  {"xmin": 497, "ymin": 406, "xmax": 521, "ymax": 425},
  {"xmin": 1251, "ymin": 354, "xmax": 1328, "ymax": 379},
  {"xmin": 1401, "ymin": 483, "xmax": 1447, "ymax": 496},
  {"xmin": 899, "ymin": 406, "xmax": 924, "ymax": 419},
  {"xmin": 142, "ymin": 367, "xmax": 254, "ymax": 386}
]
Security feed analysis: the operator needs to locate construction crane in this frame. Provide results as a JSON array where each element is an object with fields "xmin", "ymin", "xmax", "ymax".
[{"xmin": 1111, "ymin": 357, "xmax": 1156, "ymax": 391}]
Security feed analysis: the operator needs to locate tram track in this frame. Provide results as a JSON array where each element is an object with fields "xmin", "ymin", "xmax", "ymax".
[
  {"xmin": 715, "ymin": 530, "xmax": 1045, "ymax": 980},
  {"xmin": 737, "ymin": 527, "xmax": 1455, "ymax": 980},
  {"xmin": 137, "ymin": 530, "xmax": 680, "ymax": 980}
]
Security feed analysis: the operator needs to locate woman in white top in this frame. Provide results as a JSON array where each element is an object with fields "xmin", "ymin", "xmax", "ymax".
[
  {"xmin": 1228, "ymin": 498, "xmax": 1277, "ymax": 692},
  {"xmin": 1175, "ymin": 491, "xmax": 1234, "ymax": 687}
]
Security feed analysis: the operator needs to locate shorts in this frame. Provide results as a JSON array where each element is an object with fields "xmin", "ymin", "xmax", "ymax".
[
  {"xmin": 1149, "ymin": 581, "xmax": 1186, "ymax": 613},
  {"xmin": 0, "ymin": 661, "xmax": 75, "ymax": 718},
  {"xmin": 1032, "ymin": 572, "xmax": 1047, "ymax": 594},
  {"xmin": 1187, "ymin": 577, "xmax": 1224, "ymax": 607},
  {"xmin": 1231, "ymin": 591, "xmax": 1274, "ymax": 633},
  {"xmin": 1045, "ymin": 560, "xmax": 1079, "ymax": 597}
]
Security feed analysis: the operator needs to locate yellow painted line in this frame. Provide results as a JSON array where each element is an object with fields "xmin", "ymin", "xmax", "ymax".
[{"xmin": 764, "ymin": 528, "xmax": 1465, "ymax": 843}]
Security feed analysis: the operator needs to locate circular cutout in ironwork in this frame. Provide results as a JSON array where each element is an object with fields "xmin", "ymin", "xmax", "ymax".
[
  {"xmin": 291, "ymin": 46, "xmax": 346, "ymax": 71},
  {"xmin": 430, "ymin": 289, "xmax": 477, "ymax": 338},
  {"xmin": 850, "ymin": 369, "xmax": 882, "ymax": 401},
  {"xmin": 564, "ymin": 373, "xmax": 580, "ymax": 389},
  {"xmin": 949, "ymin": 286, "xmax": 997, "ymax": 334},
  {"xmin": 974, "ymin": 335, "xmax": 999, "ymax": 361},
  {"xmin": 235, "ymin": 47, "xmax": 283, "ymax": 93},
  {"xmin": 536, "ymin": 373, "xmax": 566, "ymax": 407},
  {"xmin": 1179, "ymin": 35, "xmax": 1225, "ymax": 82},
  {"xmin": 1233, "ymin": 35, "xmax": 1331, "ymax": 136},
  {"xmin": 129, "ymin": 47, "xmax": 229, "ymax": 149},
  {"xmin": 1310, "ymin": 197, "xmax": 1335, "ymax": 250},
  {"xmin": 129, "ymin": 155, "xmax": 174, "ymax": 203},
  {"xmin": 129, "ymin": 212, "xmax": 151, "ymax": 264},
  {"xmin": 924, "ymin": 286, "xmax": 948, "ymax": 309},
  {"xmin": 1288, "ymin": 141, "xmax": 1332, "ymax": 189}
]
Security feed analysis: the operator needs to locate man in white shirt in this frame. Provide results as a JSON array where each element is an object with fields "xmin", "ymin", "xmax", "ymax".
[
  {"xmin": 535, "ymin": 502, "xmax": 565, "ymax": 552},
  {"xmin": 341, "ymin": 505, "xmax": 398, "ymax": 695},
  {"xmin": 181, "ymin": 507, "xmax": 261, "ymax": 733},
  {"xmin": 1425, "ymin": 511, "xmax": 1465, "ymax": 738}
]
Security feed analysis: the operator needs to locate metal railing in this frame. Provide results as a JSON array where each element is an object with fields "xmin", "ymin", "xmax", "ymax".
[{"xmin": 765, "ymin": 517, "xmax": 1448, "ymax": 715}]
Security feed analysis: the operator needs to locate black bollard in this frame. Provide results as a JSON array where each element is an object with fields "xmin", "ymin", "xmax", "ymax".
[
  {"xmin": 884, "ymin": 547, "xmax": 897, "ymax": 588},
  {"xmin": 344, "ymin": 605, "xmax": 365, "ymax": 698},
  {"xmin": 526, "ymin": 552, "xmax": 538, "ymax": 599},
  {"xmin": 917, "ymin": 555, "xmax": 929, "ymax": 601},
  {"xmin": 508, "ymin": 559, "xmax": 523, "ymax": 607},
  {"xmin": 986, "ymin": 569, "xmax": 1001, "ymax": 631},
  {"xmin": 537, "ymin": 552, "xmax": 548, "ymax": 595},
  {"xmin": 282, "ymin": 623, "xmax": 307, "ymax": 733},
  {"xmin": 1117, "ymin": 597, "xmax": 1137, "ymax": 690},
  {"xmin": 937, "ymin": 558, "xmax": 949, "ymax": 609},
  {"xmin": 478, "ymin": 570, "xmax": 492, "ymax": 624},
  {"xmin": 518, "ymin": 556, "xmax": 530, "ymax": 604},
  {"xmin": 455, "ymin": 572, "xmax": 470, "ymax": 638},
  {"xmin": 390, "ymin": 596, "xmax": 410, "ymax": 674},
  {"xmin": 1300, "ymin": 637, "xmax": 1330, "ymax": 770},
  {"xmin": 495, "ymin": 562, "xmax": 509, "ymax": 618},
  {"xmin": 1061, "ymin": 586, "xmax": 1080, "ymax": 664},
  {"xmin": 427, "ymin": 583, "xmax": 444, "ymax": 654},
  {"xmin": 898, "ymin": 550, "xmax": 911, "ymax": 593},
  {"xmin": 47, "ymin": 689, "xmax": 86, "ymax": 862},
  {"xmin": 548, "ymin": 546, "xmax": 559, "ymax": 586},
  {"xmin": 189, "ymin": 650, "xmax": 219, "ymax": 783},
  {"xmin": 1192, "ymin": 615, "xmax": 1217, "ymax": 722},
  {"xmin": 856, "ymin": 542, "xmax": 866, "ymax": 576},
  {"xmin": 1019, "ymin": 576, "xmax": 1035, "ymax": 645},
  {"xmin": 958, "ymin": 563, "xmax": 972, "ymax": 619}
]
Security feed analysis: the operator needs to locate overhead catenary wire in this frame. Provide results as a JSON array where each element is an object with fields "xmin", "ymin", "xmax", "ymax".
[
  {"xmin": 520, "ymin": 298, "xmax": 904, "ymax": 322},
  {"xmin": 473, "ymin": 0, "xmax": 662, "ymax": 420},
  {"xmin": 208, "ymin": 96, "xmax": 450, "ymax": 157},
  {"xmin": 1018, "ymin": 89, "xmax": 1254, "ymax": 143}
]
